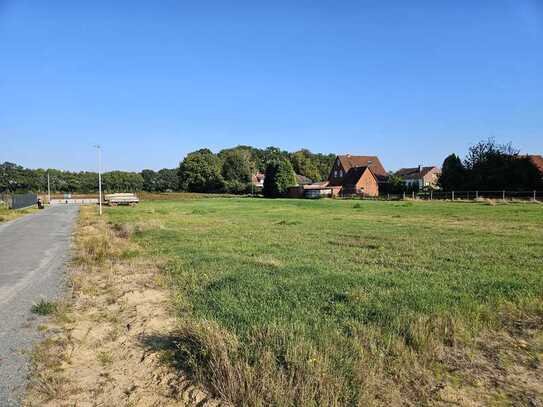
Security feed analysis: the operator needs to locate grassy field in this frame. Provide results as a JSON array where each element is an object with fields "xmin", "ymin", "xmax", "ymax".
[{"xmin": 107, "ymin": 197, "xmax": 543, "ymax": 405}]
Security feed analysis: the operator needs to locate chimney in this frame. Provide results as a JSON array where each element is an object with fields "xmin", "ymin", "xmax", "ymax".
[{"xmin": 418, "ymin": 165, "xmax": 422, "ymax": 172}]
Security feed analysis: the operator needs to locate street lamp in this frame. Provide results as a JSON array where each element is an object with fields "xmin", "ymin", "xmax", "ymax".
[{"xmin": 94, "ymin": 145, "xmax": 103, "ymax": 216}]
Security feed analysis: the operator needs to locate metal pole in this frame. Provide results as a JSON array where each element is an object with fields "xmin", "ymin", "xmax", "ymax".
[
  {"xmin": 402, "ymin": 191, "xmax": 405, "ymax": 200},
  {"xmin": 94, "ymin": 145, "xmax": 103, "ymax": 216},
  {"xmin": 476, "ymin": 190, "xmax": 478, "ymax": 200},
  {"xmin": 452, "ymin": 191, "xmax": 455, "ymax": 201},
  {"xmin": 412, "ymin": 191, "xmax": 415, "ymax": 200},
  {"xmin": 502, "ymin": 190, "xmax": 505, "ymax": 201},
  {"xmin": 534, "ymin": 190, "xmax": 537, "ymax": 202},
  {"xmin": 47, "ymin": 172, "xmax": 51, "ymax": 205},
  {"xmin": 430, "ymin": 190, "xmax": 433, "ymax": 200}
]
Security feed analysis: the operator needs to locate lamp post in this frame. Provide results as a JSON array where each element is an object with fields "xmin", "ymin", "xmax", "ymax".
[
  {"xmin": 94, "ymin": 145, "xmax": 103, "ymax": 216},
  {"xmin": 47, "ymin": 171, "xmax": 51, "ymax": 205}
]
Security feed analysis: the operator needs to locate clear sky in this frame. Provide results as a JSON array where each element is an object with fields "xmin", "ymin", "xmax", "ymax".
[{"xmin": 1, "ymin": 0, "xmax": 542, "ymax": 172}]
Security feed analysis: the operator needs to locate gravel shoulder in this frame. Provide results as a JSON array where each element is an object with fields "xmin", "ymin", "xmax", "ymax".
[{"xmin": 0, "ymin": 205, "xmax": 79, "ymax": 406}]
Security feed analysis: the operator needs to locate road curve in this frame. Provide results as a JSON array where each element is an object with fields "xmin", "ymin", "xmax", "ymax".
[{"xmin": 0, "ymin": 205, "xmax": 79, "ymax": 406}]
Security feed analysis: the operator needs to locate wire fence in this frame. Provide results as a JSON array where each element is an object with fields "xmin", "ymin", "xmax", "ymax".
[
  {"xmin": 0, "ymin": 192, "xmax": 38, "ymax": 209},
  {"xmin": 376, "ymin": 190, "xmax": 542, "ymax": 202}
]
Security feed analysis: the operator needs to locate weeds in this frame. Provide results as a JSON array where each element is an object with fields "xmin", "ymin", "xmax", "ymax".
[{"xmin": 31, "ymin": 299, "xmax": 57, "ymax": 316}]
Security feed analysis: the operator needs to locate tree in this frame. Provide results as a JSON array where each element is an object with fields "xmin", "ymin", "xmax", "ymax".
[
  {"xmin": 289, "ymin": 150, "xmax": 320, "ymax": 181},
  {"xmin": 381, "ymin": 173, "xmax": 405, "ymax": 194},
  {"xmin": 141, "ymin": 169, "xmax": 159, "ymax": 192},
  {"xmin": 102, "ymin": 171, "xmax": 144, "ymax": 192},
  {"xmin": 221, "ymin": 149, "xmax": 253, "ymax": 183},
  {"xmin": 178, "ymin": 149, "xmax": 224, "ymax": 192},
  {"xmin": 156, "ymin": 168, "xmax": 179, "ymax": 191},
  {"xmin": 462, "ymin": 139, "xmax": 535, "ymax": 190},
  {"xmin": 263, "ymin": 160, "xmax": 296, "ymax": 198},
  {"xmin": 439, "ymin": 154, "xmax": 466, "ymax": 191}
]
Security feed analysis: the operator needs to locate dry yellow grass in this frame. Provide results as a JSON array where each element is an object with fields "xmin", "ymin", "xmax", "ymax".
[
  {"xmin": 24, "ymin": 206, "xmax": 221, "ymax": 407},
  {"xmin": 0, "ymin": 204, "xmax": 39, "ymax": 223}
]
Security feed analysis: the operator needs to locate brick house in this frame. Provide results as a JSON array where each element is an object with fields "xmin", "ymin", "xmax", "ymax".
[
  {"xmin": 395, "ymin": 166, "xmax": 441, "ymax": 189},
  {"xmin": 327, "ymin": 155, "xmax": 387, "ymax": 197},
  {"xmin": 338, "ymin": 166, "xmax": 379, "ymax": 196},
  {"xmin": 528, "ymin": 155, "xmax": 543, "ymax": 178}
]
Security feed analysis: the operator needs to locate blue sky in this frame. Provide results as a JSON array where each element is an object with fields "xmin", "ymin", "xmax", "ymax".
[{"xmin": 1, "ymin": 0, "xmax": 542, "ymax": 172}]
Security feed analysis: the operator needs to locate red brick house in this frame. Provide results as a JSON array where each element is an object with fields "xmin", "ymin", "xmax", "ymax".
[
  {"xmin": 528, "ymin": 155, "xmax": 543, "ymax": 178},
  {"xmin": 326, "ymin": 155, "xmax": 386, "ymax": 197},
  {"xmin": 337, "ymin": 166, "xmax": 380, "ymax": 196}
]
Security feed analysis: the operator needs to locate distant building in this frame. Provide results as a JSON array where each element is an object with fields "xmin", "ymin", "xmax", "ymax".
[
  {"xmin": 528, "ymin": 155, "xmax": 543, "ymax": 178},
  {"xmin": 395, "ymin": 166, "xmax": 441, "ymax": 189},
  {"xmin": 299, "ymin": 154, "xmax": 385, "ymax": 198},
  {"xmin": 251, "ymin": 172, "xmax": 265, "ymax": 189}
]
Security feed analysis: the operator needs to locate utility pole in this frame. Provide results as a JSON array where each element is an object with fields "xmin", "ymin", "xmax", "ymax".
[
  {"xmin": 47, "ymin": 172, "xmax": 51, "ymax": 205},
  {"xmin": 94, "ymin": 145, "xmax": 103, "ymax": 216}
]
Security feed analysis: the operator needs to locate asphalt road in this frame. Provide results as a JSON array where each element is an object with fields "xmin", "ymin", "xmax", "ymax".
[{"xmin": 0, "ymin": 205, "xmax": 79, "ymax": 406}]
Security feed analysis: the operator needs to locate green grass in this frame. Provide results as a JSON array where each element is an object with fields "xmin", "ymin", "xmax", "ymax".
[
  {"xmin": 31, "ymin": 299, "xmax": 58, "ymax": 316},
  {"xmin": 0, "ymin": 204, "xmax": 38, "ymax": 223},
  {"xmin": 107, "ymin": 197, "xmax": 543, "ymax": 405}
]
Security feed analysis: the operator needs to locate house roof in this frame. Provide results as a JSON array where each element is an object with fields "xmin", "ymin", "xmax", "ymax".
[
  {"xmin": 295, "ymin": 174, "xmax": 313, "ymax": 185},
  {"xmin": 303, "ymin": 181, "xmax": 331, "ymax": 189},
  {"xmin": 336, "ymin": 155, "xmax": 387, "ymax": 177},
  {"xmin": 528, "ymin": 155, "xmax": 543, "ymax": 174},
  {"xmin": 395, "ymin": 166, "xmax": 439, "ymax": 180}
]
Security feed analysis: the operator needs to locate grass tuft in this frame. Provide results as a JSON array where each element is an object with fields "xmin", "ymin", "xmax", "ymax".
[{"xmin": 31, "ymin": 299, "xmax": 58, "ymax": 316}]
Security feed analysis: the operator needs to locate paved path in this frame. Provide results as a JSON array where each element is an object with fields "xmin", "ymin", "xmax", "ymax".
[{"xmin": 0, "ymin": 205, "xmax": 79, "ymax": 406}]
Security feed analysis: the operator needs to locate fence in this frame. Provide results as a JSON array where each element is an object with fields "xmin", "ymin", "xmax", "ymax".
[
  {"xmin": 376, "ymin": 190, "xmax": 541, "ymax": 202},
  {"xmin": 0, "ymin": 192, "xmax": 38, "ymax": 209},
  {"xmin": 50, "ymin": 198, "xmax": 98, "ymax": 205}
]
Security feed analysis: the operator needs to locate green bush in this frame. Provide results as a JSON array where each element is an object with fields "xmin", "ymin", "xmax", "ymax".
[{"xmin": 263, "ymin": 160, "xmax": 296, "ymax": 198}]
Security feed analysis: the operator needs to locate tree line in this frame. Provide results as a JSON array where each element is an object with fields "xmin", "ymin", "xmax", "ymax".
[
  {"xmin": 439, "ymin": 139, "xmax": 542, "ymax": 191},
  {"xmin": 3, "ymin": 141, "xmax": 540, "ymax": 196},
  {"xmin": 1, "ymin": 146, "xmax": 335, "ymax": 194},
  {"xmin": 0, "ymin": 162, "xmax": 146, "ymax": 194}
]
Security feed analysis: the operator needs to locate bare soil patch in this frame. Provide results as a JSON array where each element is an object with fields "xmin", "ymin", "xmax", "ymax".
[{"xmin": 24, "ymin": 206, "xmax": 222, "ymax": 406}]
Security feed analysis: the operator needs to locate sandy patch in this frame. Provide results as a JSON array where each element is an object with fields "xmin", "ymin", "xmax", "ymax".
[{"xmin": 24, "ymin": 208, "xmax": 223, "ymax": 407}]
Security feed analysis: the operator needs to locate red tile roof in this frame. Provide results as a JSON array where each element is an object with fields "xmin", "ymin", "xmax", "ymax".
[{"xmin": 337, "ymin": 155, "xmax": 387, "ymax": 177}]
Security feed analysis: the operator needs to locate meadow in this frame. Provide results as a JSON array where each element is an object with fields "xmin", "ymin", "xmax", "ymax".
[{"xmin": 107, "ymin": 196, "xmax": 543, "ymax": 405}]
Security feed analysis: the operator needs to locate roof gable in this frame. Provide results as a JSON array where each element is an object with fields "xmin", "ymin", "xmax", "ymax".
[{"xmin": 342, "ymin": 166, "xmax": 377, "ymax": 186}]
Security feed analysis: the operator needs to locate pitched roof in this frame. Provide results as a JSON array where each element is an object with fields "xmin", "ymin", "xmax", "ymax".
[
  {"xmin": 395, "ymin": 166, "xmax": 439, "ymax": 179},
  {"xmin": 336, "ymin": 155, "xmax": 387, "ymax": 177},
  {"xmin": 528, "ymin": 155, "xmax": 543, "ymax": 174},
  {"xmin": 295, "ymin": 174, "xmax": 313, "ymax": 185}
]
